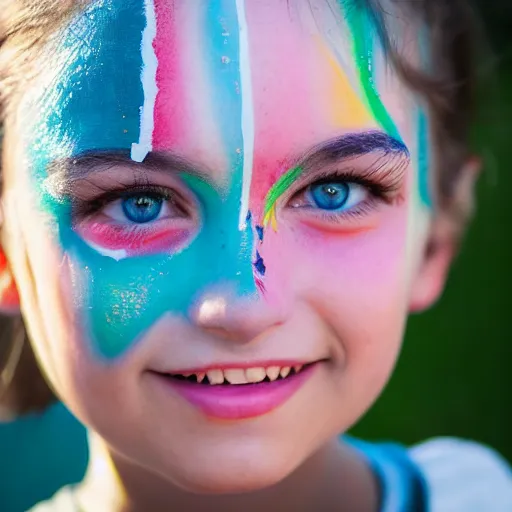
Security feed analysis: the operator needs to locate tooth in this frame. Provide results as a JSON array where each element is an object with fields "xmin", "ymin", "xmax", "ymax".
[
  {"xmin": 294, "ymin": 365, "xmax": 303, "ymax": 373},
  {"xmin": 196, "ymin": 372, "xmax": 206, "ymax": 383},
  {"xmin": 224, "ymin": 369, "xmax": 248, "ymax": 385},
  {"xmin": 280, "ymin": 367, "xmax": 291, "ymax": 378},
  {"xmin": 207, "ymin": 369, "xmax": 224, "ymax": 385},
  {"xmin": 266, "ymin": 366, "xmax": 281, "ymax": 381},
  {"xmin": 246, "ymin": 367, "xmax": 266, "ymax": 383}
]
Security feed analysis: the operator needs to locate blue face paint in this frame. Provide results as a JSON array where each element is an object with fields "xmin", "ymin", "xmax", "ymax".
[
  {"xmin": 417, "ymin": 110, "xmax": 431, "ymax": 207},
  {"xmin": 27, "ymin": 0, "xmax": 257, "ymax": 359},
  {"xmin": 254, "ymin": 251, "xmax": 266, "ymax": 276},
  {"xmin": 417, "ymin": 27, "xmax": 432, "ymax": 207}
]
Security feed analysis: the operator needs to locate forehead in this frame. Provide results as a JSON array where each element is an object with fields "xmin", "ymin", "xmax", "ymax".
[{"xmin": 27, "ymin": 0, "xmax": 424, "ymax": 193}]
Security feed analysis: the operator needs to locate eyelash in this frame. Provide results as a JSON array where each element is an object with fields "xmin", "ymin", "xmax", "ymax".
[
  {"xmin": 71, "ymin": 183, "xmax": 184, "ymax": 219},
  {"xmin": 72, "ymin": 164, "xmax": 402, "ymax": 226}
]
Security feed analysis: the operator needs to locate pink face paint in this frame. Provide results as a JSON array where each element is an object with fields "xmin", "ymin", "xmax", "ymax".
[
  {"xmin": 77, "ymin": 222, "xmax": 191, "ymax": 258},
  {"xmin": 152, "ymin": 0, "xmax": 185, "ymax": 152}
]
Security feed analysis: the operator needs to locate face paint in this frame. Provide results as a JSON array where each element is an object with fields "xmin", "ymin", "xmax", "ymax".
[
  {"xmin": 341, "ymin": 0, "xmax": 432, "ymax": 206},
  {"xmin": 416, "ymin": 26, "xmax": 432, "ymax": 207},
  {"xmin": 262, "ymin": 132, "xmax": 409, "ymax": 230},
  {"xmin": 339, "ymin": 1, "xmax": 400, "ymax": 140},
  {"xmin": 24, "ymin": 0, "xmax": 428, "ymax": 361},
  {"xmin": 255, "ymin": 0, "xmax": 430, "ymax": 226},
  {"xmin": 28, "ymin": 0, "xmax": 257, "ymax": 359},
  {"xmin": 417, "ymin": 110, "xmax": 431, "ymax": 206}
]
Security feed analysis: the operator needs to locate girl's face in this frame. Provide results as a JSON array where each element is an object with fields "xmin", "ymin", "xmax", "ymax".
[{"xmin": 2, "ymin": 0, "xmax": 447, "ymax": 493}]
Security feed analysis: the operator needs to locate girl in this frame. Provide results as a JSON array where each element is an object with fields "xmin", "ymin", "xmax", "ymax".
[{"xmin": 0, "ymin": 0, "xmax": 511, "ymax": 510}]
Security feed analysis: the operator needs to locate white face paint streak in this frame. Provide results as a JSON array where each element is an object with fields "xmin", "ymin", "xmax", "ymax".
[
  {"xmin": 235, "ymin": 0, "xmax": 256, "ymax": 230},
  {"xmin": 131, "ymin": 0, "xmax": 159, "ymax": 163},
  {"xmin": 85, "ymin": 241, "xmax": 128, "ymax": 262}
]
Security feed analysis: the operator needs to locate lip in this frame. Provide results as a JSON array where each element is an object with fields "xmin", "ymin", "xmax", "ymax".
[{"xmin": 149, "ymin": 363, "xmax": 318, "ymax": 420}]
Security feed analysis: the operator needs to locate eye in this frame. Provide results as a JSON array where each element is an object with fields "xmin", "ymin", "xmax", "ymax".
[
  {"xmin": 72, "ymin": 180, "xmax": 199, "ymax": 259},
  {"xmin": 121, "ymin": 194, "xmax": 164, "ymax": 223},
  {"xmin": 291, "ymin": 179, "xmax": 368, "ymax": 212},
  {"xmin": 102, "ymin": 192, "xmax": 184, "ymax": 224}
]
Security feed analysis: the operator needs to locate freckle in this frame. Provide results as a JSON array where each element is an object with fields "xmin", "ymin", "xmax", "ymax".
[
  {"xmin": 221, "ymin": 56, "xmax": 231, "ymax": 64},
  {"xmin": 123, "ymin": 129, "xmax": 128, "ymax": 134}
]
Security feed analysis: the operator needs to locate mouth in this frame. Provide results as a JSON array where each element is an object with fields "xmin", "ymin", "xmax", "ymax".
[
  {"xmin": 150, "ymin": 362, "xmax": 319, "ymax": 420},
  {"xmin": 165, "ymin": 363, "xmax": 310, "ymax": 386}
]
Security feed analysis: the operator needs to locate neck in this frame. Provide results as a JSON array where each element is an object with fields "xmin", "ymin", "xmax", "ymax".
[{"xmin": 76, "ymin": 432, "xmax": 379, "ymax": 512}]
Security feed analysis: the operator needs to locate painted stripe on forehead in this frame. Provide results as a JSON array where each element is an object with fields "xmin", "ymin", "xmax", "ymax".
[
  {"xmin": 131, "ymin": 0, "xmax": 158, "ymax": 162},
  {"xmin": 35, "ymin": 0, "xmax": 146, "ymax": 158},
  {"xmin": 339, "ymin": 0, "xmax": 400, "ymax": 141},
  {"xmin": 236, "ymin": 0, "xmax": 255, "ymax": 229},
  {"xmin": 152, "ymin": 0, "xmax": 185, "ymax": 151},
  {"xmin": 204, "ymin": 0, "xmax": 244, "ymax": 180}
]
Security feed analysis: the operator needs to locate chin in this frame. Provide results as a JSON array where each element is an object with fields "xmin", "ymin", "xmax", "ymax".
[{"xmin": 163, "ymin": 456, "xmax": 294, "ymax": 495}]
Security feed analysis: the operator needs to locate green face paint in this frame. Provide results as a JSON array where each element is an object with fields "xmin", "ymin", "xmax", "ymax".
[
  {"xmin": 263, "ymin": 167, "xmax": 304, "ymax": 229},
  {"xmin": 342, "ymin": 0, "xmax": 432, "ymax": 206},
  {"xmin": 341, "ymin": 1, "xmax": 400, "ymax": 141}
]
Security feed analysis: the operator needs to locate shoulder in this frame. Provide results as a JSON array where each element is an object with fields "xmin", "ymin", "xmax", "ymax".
[
  {"xmin": 409, "ymin": 437, "xmax": 512, "ymax": 512},
  {"xmin": 28, "ymin": 487, "xmax": 78, "ymax": 512}
]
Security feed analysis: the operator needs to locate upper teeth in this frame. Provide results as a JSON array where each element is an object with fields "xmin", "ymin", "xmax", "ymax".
[{"xmin": 177, "ymin": 365, "xmax": 304, "ymax": 385}]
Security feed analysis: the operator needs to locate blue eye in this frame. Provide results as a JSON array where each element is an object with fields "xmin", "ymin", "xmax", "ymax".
[
  {"xmin": 309, "ymin": 182, "xmax": 351, "ymax": 211},
  {"xmin": 122, "ymin": 195, "xmax": 163, "ymax": 224}
]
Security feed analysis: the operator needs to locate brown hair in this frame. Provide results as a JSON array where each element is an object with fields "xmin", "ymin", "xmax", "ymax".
[{"xmin": 0, "ymin": 0, "xmax": 484, "ymax": 416}]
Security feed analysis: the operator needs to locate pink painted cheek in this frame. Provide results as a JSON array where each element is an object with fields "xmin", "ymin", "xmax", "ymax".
[
  {"xmin": 77, "ymin": 222, "xmax": 191, "ymax": 257},
  {"xmin": 256, "ymin": 208, "xmax": 409, "ymax": 319}
]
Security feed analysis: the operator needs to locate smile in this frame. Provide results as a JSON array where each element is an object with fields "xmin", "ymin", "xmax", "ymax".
[
  {"xmin": 168, "ymin": 364, "xmax": 306, "ymax": 386},
  {"xmin": 150, "ymin": 363, "xmax": 318, "ymax": 420}
]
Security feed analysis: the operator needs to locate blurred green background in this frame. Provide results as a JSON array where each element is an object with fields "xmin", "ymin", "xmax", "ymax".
[{"xmin": 1, "ymin": 3, "xmax": 511, "ymax": 512}]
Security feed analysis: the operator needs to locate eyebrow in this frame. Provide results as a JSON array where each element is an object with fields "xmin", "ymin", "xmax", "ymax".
[
  {"xmin": 44, "ymin": 150, "xmax": 214, "ymax": 198},
  {"xmin": 47, "ymin": 150, "xmax": 211, "ymax": 183},
  {"xmin": 263, "ymin": 130, "xmax": 409, "ymax": 226},
  {"xmin": 45, "ymin": 130, "xmax": 408, "ymax": 202}
]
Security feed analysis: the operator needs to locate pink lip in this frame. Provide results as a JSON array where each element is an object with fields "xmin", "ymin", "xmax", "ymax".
[{"xmin": 151, "ymin": 364, "xmax": 317, "ymax": 420}]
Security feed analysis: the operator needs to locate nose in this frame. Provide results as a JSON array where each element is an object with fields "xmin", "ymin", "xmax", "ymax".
[{"xmin": 189, "ymin": 288, "xmax": 286, "ymax": 344}]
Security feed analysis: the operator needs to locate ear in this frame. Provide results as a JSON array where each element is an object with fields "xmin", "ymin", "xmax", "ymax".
[
  {"xmin": 409, "ymin": 157, "xmax": 481, "ymax": 313},
  {"xmin": 0, "ymin": 249, "xmax": 20, "ymax": 314}
]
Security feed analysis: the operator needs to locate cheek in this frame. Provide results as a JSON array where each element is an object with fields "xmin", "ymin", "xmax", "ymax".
[
  {"xmin": 10, "ymin": 214, "xmax": 84, "ymax": 394},
  {"xmin": 260, "ymin": 206, "xmax": 409, "ymax": 363}
]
